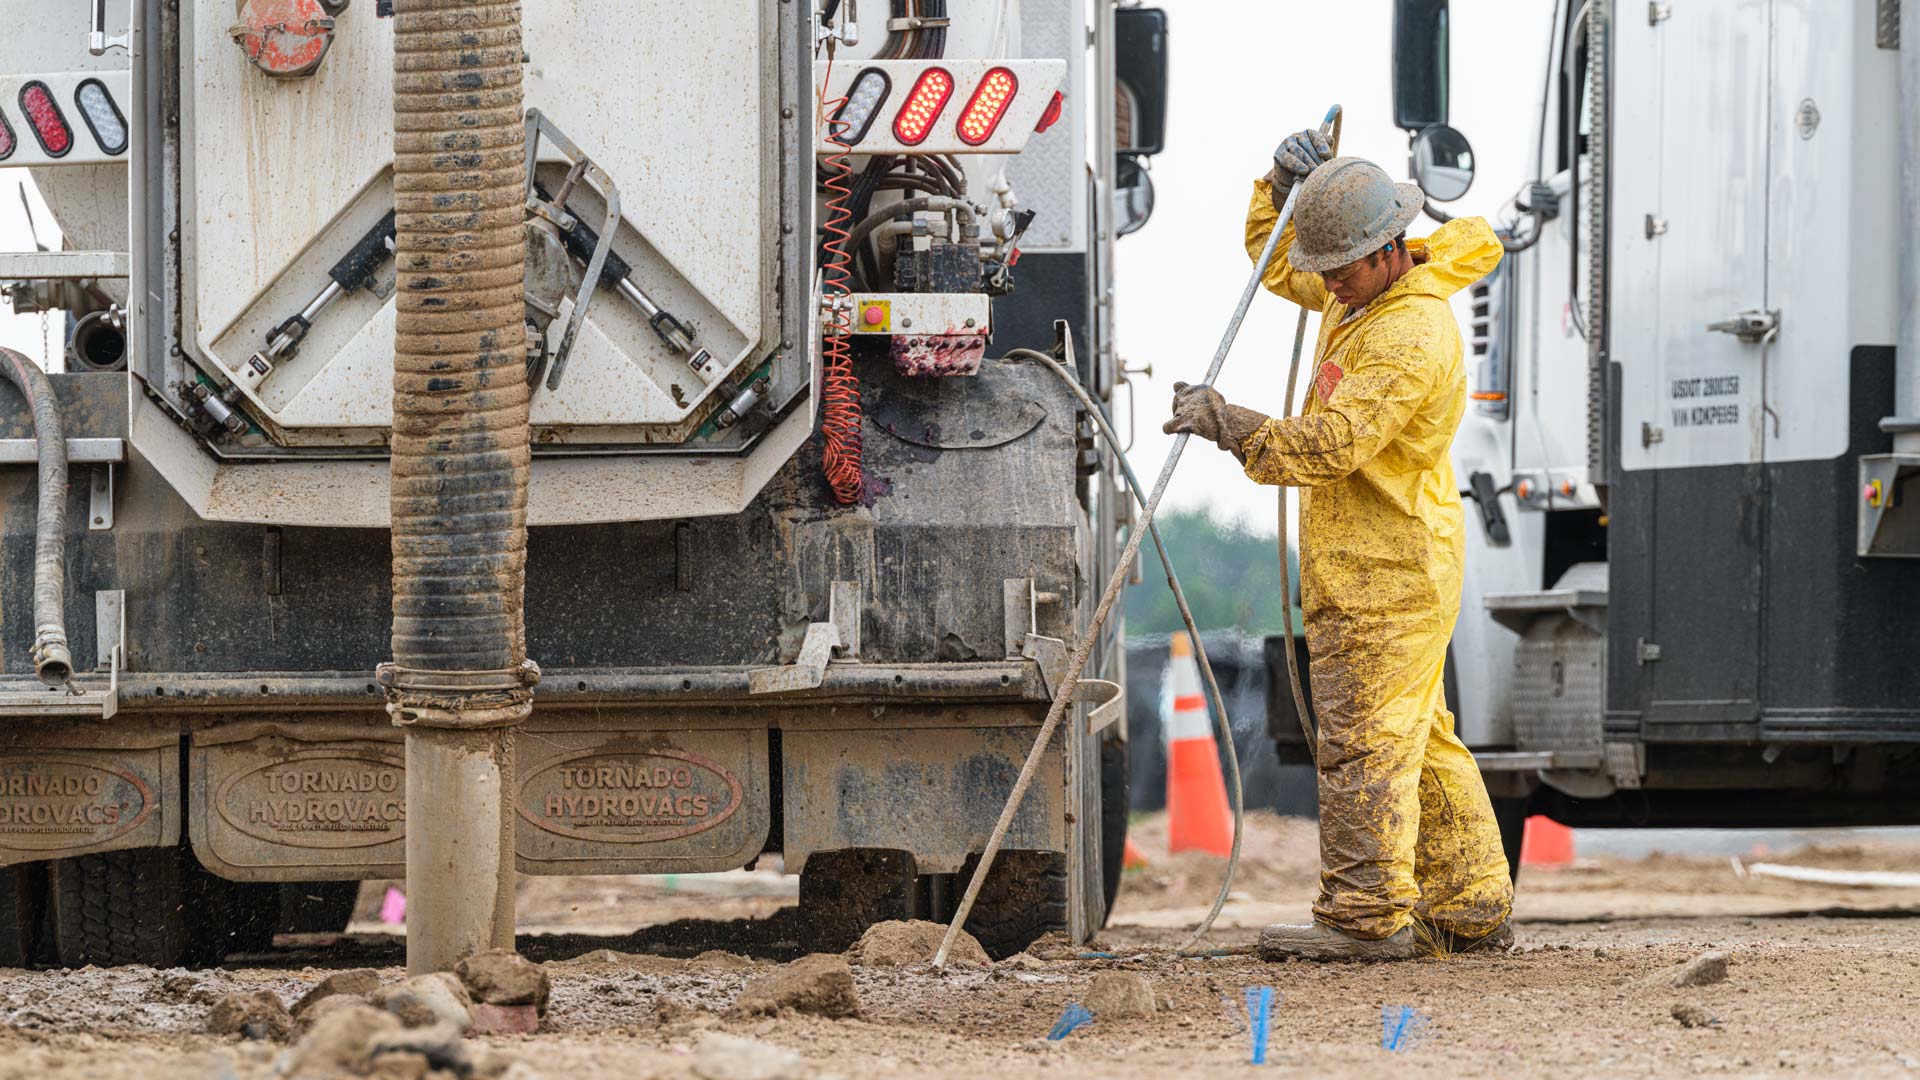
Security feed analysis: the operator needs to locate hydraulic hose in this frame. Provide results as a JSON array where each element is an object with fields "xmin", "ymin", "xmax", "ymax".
[
  {"xmin": 844, "ymin": 195, "xmax": 975, "ymax": 262},
  {"xmin": 383, "ymin": 0, "xmax": 534, "ymax": 974},
  {"xmin": 1275, "ymin": 107, "xmax": 1339, "ymax": 766},
  {"xmin": 0, "ymin": 346, "xmax": 71, "ymax": 686},
  {"xmin": 1004, "ymin": 348, "xmax": 1242, "ymax": 954}
]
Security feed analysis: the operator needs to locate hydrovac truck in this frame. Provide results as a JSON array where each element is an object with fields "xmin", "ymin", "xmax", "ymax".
[{"xmin": 0, "ymin": 0, "xmax": 1170, "ymax": 968}]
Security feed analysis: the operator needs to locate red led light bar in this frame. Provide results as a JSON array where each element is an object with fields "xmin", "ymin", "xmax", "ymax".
[
  {"xmin": 19, "ymin": 82, "xmax": 72, "ymax": 158},
  {"xmin": 955, "ymin": 67, "xmax": 1018, "ymax": 146},
  {"xmin": 892, "ymin": 67, "xmax": 954, "ymax": 146},
  {"xmin": 0, "ymin": 111, "xmax": 14, "ymax": 162}
]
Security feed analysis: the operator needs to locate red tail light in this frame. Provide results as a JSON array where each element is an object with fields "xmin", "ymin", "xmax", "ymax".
[
  {"xmin": 955, "ymin": 67, "xmax": 1017, "ymax": 146},
  {"xmin": 19, "ymin": 82, "xmax": 73, "ymax": 158},
  {"xmin": 0, "ymin": 111, "xmax": 14, "ymax": 162},
  {"xmin": 1034, "ymin": 90, "xmax": 1065, "ymax": 135},
  {"xmin": 892, "ymin": 67, "xmax": 954, "ymax": 146}
]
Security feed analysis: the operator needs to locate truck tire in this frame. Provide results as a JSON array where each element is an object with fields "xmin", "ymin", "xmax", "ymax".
[
  {"xmin": 956, "ymin": 850, "xmax": 1067, "ymax": 960},
  {"xmin": 1100, "ymin": 736, "xmax": 1129, "ymax": 925},
  {"xmin": 0, "ymin": 865, "xmax": 40, "ymax": 967},
  {"xmin": 48, "ymin": 848, "xmax": 191, "ymax": 967}
]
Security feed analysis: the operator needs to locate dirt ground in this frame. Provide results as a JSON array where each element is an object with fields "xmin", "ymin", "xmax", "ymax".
[{"xmin": 5, "ymin": 813, "xmax": 1920, "ymax": 1078}]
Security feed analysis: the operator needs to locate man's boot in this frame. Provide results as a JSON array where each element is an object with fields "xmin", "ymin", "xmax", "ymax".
[
  {"xmin": 1257, "ymin": 921, "xmax": 1417, "ymax": 962},
  {"xmin": 1455, "ymin": 920, "xmax": 1514, "ymax": 953}
]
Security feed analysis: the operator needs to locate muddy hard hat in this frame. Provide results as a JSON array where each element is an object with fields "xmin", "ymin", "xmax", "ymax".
[{"xmin": 1288, "ymin": 156, "xmax": 1425, "ymax": 273}]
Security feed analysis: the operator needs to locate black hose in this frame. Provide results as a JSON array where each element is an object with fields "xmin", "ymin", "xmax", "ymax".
[
  {"xmin": 843, "ymin": 196, "xmax": 974, "ymax": 266},
  {"xmin": 1001, "ymin": 348, "xmax": 1243, "ymax": 954},
  {"xmin": 0, "ymin": 346, "xmax": 71, "ymax": 686}
]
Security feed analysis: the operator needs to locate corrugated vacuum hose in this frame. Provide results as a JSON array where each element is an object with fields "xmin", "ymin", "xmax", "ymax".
[
  {"xmin": 379, "ymin": 0, "xmax": 536, "ymax": 975},
  {"xmin": 0, "ymin": 346, "xmax": 71, "ymax": 686}
]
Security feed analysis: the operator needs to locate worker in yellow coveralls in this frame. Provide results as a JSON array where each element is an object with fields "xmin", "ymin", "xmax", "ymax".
[{"xmin": 1164, "ymin": 129, "xmax": 1512, "ymax": 960}]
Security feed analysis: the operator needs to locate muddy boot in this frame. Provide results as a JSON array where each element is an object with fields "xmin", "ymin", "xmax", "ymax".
[
  {"xmin": 1455, "ymin": 920, "xmax": 1514, "ymax": 953},
  {"xmin": 1256, "ymin": 922, "xmax": 1417, "ymax": 962},
  {"xmin": 1416, "ymin": 918, "xmax": 1513, "ymax": 955}
]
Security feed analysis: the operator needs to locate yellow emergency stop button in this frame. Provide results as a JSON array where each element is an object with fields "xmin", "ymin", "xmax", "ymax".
[{"xmin": 856, "ymin": 299, "xmax": 890, "ymax": 333}]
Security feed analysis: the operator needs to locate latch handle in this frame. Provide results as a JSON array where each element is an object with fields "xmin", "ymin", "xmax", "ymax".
[{"xmin": 1705, "ymin": 309, "xmax": 1779, "ymax": 343}]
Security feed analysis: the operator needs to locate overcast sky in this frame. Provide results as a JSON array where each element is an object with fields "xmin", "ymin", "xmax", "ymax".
[
  {"xmin": 1112, "ymin": 0, "xmax": 1546, "ymax": 525},
  {"xmin": 0, "ymin": 0, "xmax": 1548, "ymax": 528}
]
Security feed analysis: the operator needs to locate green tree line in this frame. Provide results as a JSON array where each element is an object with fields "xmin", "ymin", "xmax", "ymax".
[{"xmin": 1122, "ymin": 508, "xmax": 1302, "ymax": 637}]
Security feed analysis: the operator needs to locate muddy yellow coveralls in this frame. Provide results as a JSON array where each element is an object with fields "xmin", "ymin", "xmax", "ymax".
[{"xmin": 1242, "ymin": 178, "xmax": 1512, "ymax": 943}]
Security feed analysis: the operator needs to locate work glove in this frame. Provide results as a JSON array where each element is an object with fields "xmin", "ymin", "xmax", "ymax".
[
  {"xmin": 1266, "ymin": 128, "xmax": 1333, "ymax": 211},
  {"xmin": 1163, "ymin": 381, "xmax": 1271, "ymax": 462}
]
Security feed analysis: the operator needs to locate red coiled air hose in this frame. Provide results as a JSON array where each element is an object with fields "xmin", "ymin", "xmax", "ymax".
[{"xmin": 819, "ymin": 60, "xmax": 864, "ymax": 505}]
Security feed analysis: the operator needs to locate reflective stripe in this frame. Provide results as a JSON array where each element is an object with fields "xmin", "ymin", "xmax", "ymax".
[
  {"xmin": 1165, "ymin": 702, "xmax": 1213, "ymax": 742},
  {"xmin": 1172, "ymin": 693, "xmax": 1205, "ymax": 712}
]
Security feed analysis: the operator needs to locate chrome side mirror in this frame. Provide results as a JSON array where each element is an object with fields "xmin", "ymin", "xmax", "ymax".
[{"xmin": 1410, "ymin": 123, "xmax": 1475, "ymax": 203}]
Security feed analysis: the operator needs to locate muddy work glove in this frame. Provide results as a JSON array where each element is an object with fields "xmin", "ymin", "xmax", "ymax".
[
  {"xmin": 1265, "ymin": 128, "xmax": 1333, "ymax": 211},
  {"xmin": 1163, "ymin": 381, "xmax": 1271, "ymax": 462}
]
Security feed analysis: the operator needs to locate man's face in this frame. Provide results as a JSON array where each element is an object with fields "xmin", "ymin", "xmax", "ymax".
[{"xmin": 1320, "ymin": 248, "xmax": 1395, "ymax": 309}]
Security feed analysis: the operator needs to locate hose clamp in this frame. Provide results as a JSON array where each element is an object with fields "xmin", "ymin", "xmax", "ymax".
[{"xmin": 377, "ymin": 660, "xmax": 541, "ymax": 729}]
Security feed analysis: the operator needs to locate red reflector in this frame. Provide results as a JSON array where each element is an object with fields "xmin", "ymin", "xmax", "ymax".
[
  {"xmin": 19, "ymin": 82, "xmax": 72, "ymax": 158},
  {"xmin": 893, "ymin": 67, "xmax": 954, "ymax": 146},
  {"xmin": 956, "ymin": 68, "xmax": 1018, "ymax": 146},
  {"xmin": 1034, "ymin": 90, "xmax": 1065, "ymax": 135},
  {"xmin": 0, "ymin": 111, "xmax": 14, "ymax": 161}
]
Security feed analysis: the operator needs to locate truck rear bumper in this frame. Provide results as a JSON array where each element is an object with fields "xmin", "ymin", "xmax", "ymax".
[{"xmin": 0, "ymin": 662, "xmax": 1069, "ymax": 882}]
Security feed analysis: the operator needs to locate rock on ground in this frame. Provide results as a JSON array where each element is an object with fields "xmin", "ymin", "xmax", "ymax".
[
  {"xmin": 729, "ymin": 954, "xmax": 860, "ymax": 1019},
  {"xmin": 1082, "ymin": 971, "xmax": 1156, "ymax": 1020},
  {"xmin": 1664, "ymin": 950, "xmax": 1731, "ymax": 988},
  {"xmin": 692, "ymin": 950, "xmax": 754, "ymax": 970},
  {"xmin": 849, "ymin": 920, "xmax": 987, "ymax": 968},
  {"xmin": 278, "ymin": 1001, "xmax": 402, "ymax": 1076},
  {"xmin": 1672, "ymin": 1002, "xmax": 1719, "ymax": 1028},
  {"xmin": 456, "ymin": 949, "xmax": 551, "ymax": 1014},
  {"xmin": 294, "ymin": 968, "xmax": 383, "ymax": 1017},
  {"xmin": 691, "ymin": 1032, "xmax": 805, "ymax": 1080},
  {"xmin": 297, "ymin": 993, "xmax": 371, "ymax": 1036},
  {"xmin": 469, "ymin": 1003, "xmax": 541, "ymax": 1035},
  {"xmin": 206, "ymin": 990, "xmax": 293, "ymax": 1041},
  {"xmin": 365, "ymin": 1021, "xmax": 474, "ymax": 1076},
  {"xmin": 369, "ymin": 972, "xmax": 474, "ymax": 1032}
]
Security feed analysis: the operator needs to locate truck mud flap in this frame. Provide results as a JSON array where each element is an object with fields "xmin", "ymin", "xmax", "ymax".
[
  {"xmin": 781, "ymin": 706, "xmax": 1066, "ymax": 875},
  {"xmin": 0, "ymin": 723, "xmax": 181, "ymax": 863},
  {"xmin": 513, "ymin": 711, "xmax": 771, "ymax": 876},
  {"xmin": 189, "ymin": 718, "xmax": 405, "ymax": 881}
]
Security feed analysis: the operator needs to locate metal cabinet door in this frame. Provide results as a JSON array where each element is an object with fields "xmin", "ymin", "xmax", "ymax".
[{"xmin": 1609, "ymin": 0, "xmax": 1773, "ymax": 731}]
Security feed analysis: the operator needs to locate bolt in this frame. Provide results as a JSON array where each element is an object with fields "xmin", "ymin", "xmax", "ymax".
[
  {"xmin": 782, "ymin": 106, "xmax": 795, "ymax": 119},
  {"xmin": 901, "ymin": 317, "xmax": 913, "ymax": 328}
]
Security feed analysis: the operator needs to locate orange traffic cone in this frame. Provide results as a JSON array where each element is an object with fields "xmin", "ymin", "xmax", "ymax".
[
  {"xmin": 1519, "ymin": 815, "xmax": 1575, "ymax": 867},
  {"xmin": 1164, "ymin": 632, "xmax": 1232, "ymax": 856},
  {"xmin": 1122, "ymin": 836, "xmax": 1149, "ymax": 870}
]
